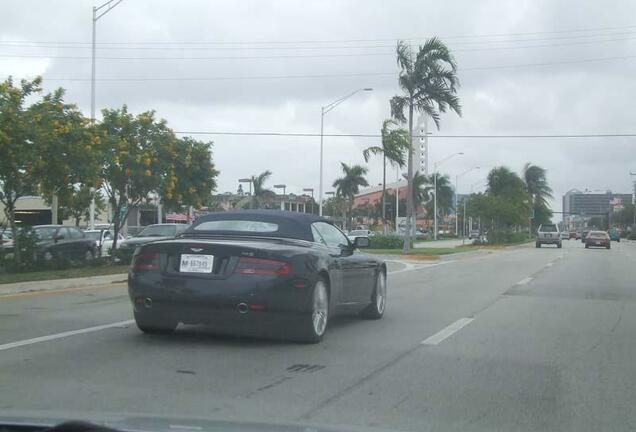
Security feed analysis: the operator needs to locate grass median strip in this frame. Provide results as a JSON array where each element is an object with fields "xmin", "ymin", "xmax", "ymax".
[{"xmin": 0, "ymin": 264, "xmax": 129, "ymax": 285}]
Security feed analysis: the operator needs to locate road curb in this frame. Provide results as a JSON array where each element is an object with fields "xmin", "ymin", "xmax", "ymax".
[{"xmin": 0, "ymin": 273, "xmax": 128, "ymax": 296}]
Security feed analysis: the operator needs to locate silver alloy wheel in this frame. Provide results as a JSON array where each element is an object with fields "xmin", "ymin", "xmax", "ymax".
[
  {"xmin": 312, "ymin": 280, "xmax": 329, "ymax": 337},
  {"xmin": 376, "ymin": 272, "xmax": 386, "ymax": 314}
]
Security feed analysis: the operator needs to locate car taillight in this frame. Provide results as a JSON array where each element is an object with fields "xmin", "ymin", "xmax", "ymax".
[
  {"xmin": 234, "ymin": 257, "xmax": 291, "ymax": 275},
  {"xmin": 132, "ymin": 252, "xmax": 160, "ymax": 270}
]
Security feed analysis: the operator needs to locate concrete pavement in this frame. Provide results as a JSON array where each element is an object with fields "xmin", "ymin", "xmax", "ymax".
[{"xmin": 1, "ymin": 239, "xmax": 635, "ymax": 431}]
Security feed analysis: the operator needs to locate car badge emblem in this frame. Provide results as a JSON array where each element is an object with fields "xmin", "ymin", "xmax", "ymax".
[{"xmin": 190, "ymin": 248, "xmax": 203, "ymax": 252}]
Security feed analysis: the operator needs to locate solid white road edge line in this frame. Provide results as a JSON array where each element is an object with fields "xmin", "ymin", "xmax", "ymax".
[
  {"xmin": 546, "ymin": 262, "xmax": 553, "ymax": 267},
  {"xmin": 421, "ymin": 317, "xmax": 474, "ymax": 345},
  {"xmin": 516, "ymin": 277, "xmax": 533, "ymax": 285},
  {"xmin": 0, "ymin": 320, "xmax": 134, "ymax": 352}
]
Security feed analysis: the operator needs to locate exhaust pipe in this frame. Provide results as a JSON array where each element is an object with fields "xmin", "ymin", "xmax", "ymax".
[{"xmin": 237, "ymin": 303, "xmax": 249, "ymax": 314}]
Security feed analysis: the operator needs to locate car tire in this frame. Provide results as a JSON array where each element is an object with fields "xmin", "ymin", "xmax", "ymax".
[
  {"xmin": 361, "ymin": 269, "xmax": 387, "ymax": 320},
  {"xmin": 134, "ymin": 312, "xmax": 178, "ymax": 335},
  {"xmin": 84, "ymin": 249, "xmax": 95, "ymax": 262},
  {"xmin": 298, "ymin": 278, "xmax": 329, "ymax": 343},
  {"xmin": 535, "ymin": 242, "xmax": 541, "ymax": 248},
  {"xmin": 585, "ymin": 244, "xmax": 589, "ymax": 249},
  {"xmin": 557, "ymin": 242, "xmax": 562, "ymax": 249},
  {"xmin": 607, "ymin": 245, "xmax": 611, "ymax": 249}
]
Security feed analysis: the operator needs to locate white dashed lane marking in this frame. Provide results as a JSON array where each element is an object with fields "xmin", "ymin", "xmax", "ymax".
[
  {"xmin": 421, "ymin": 318, "xmax": 474, "ymax": 345},
  {"xmin": 516, "ymin": 277, "xmax": 533, "ymax": 285}
]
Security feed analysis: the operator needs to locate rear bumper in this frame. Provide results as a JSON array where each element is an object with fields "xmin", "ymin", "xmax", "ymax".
[
  {"xmin": 585, "ymin": 241, "xmax": 610, "ymax": 247},
  {"xmin": 537, "ymin": 237, "xmax": 561, "ymax": 244},
  {"xmin": 128, "ymin": 271, "xmax": 315, "ymax": 336}
]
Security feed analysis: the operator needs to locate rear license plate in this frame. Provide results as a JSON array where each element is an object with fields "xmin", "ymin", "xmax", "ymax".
[
  {"xmin": 180, "ymin": 254, "xmax": 214, "ymax": 273},
  {"xmin": 594, "ymin": 241, "xmax": 601, "ymax": 245}
]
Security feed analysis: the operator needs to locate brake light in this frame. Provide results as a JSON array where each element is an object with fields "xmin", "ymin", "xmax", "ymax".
[
  {"xmin": 234, "ymin": 257, "xmax": 291, "ymax": 275},
  {"xmin": 133, "ymin": 252, "xmax": 160, "ymax": 270}
]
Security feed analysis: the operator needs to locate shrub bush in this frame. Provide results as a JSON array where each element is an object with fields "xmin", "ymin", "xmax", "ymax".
[
  {"xmin": 487, "ymin": 230, "xmax": 528, "ymax": 245},
  {"xmin": 369, "ymin": 234, "xmax": 404, "ymax": 249}
]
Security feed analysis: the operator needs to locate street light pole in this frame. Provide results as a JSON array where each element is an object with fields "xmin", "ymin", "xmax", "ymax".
[
  {"xmin": 318, "ymin": 88, "xmax": 373, "ymax": 217},
  {"xmin": 455, "ymin": 166, "xmax": 480, "ymax": 237},
  {"xmin": 91, "ymin": 0, "xmax": 124, "ymax": 123},
  {"xmin": 433, "ymin": 152, "xmax": 464, "ymax": 240},
  {"xmin": 274, "ymin": 184, "xmax": 286, "ymax": 211}
]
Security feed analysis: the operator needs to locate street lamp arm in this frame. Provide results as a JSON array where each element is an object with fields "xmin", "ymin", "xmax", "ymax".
[
  {"xmin": 95, "ymin": 0, "xmax": 124, "ymax": 20},
  {"xmin": 322, "ymin": 88, "xmax": 372, "ymax": 114}
]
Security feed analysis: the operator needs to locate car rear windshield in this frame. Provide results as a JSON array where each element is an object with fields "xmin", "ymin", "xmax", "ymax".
[
  {"xmin": 137, "ymin": 225, "xmax": 177, "ymax": 237},
  {"xmin": 194, "ymin": 220, "xmax": 279, "ymax": 233},
  {"xmin": 540, "ymin": 225, "xmax": 557, "ymax": 232},
  {"xmin": 589, "ymin": 231, "xmax": 608, "ymax": 238},
  {"xmin": 34, "ymin": 227, "xmax": 58, "ymax": 240}
]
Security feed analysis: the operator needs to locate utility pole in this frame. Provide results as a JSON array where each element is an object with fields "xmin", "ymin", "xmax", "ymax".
[
  {"xmin": 91, "ymin": 0, "xmax": 124, "ymax": 123},
  {"xmin": 631, "ymin": 171, "xmax": 636, "ymax": 227}
]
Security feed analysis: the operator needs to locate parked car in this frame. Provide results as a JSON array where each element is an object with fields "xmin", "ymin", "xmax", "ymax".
[
  {"xmin": 128, "ymin": 210, "xmax": 386, "ymax": 343},
  {"xmin": 536, "ymin": 224, "xmax": 562, "ymax": 248},
  {"xmin": 560, "ymin": 231, "xmax": 569, "ymax": 240},
  {"xmin": 585, "ymin": 231, "xmax": 611, "ymax": 249},
  {"xmin": 83, "ymin": 229, "xmax": 126, "ymax": 257},
  {"xmin": 468, "ymin": 230, "xmax": 480, "ymax": 239},
  {"xmin": 117, "ymin": 223, "xmax": 189, "ymax": 261},
  {"xmin": 30, "ymin": 225, "xmax": 97, "ymax": 262},
  {"xmin": 608, "ymin": 228, "xmax": 621, "ymax": 242},
  {"xmin": 346, "ymin": 229, "xmax": 373, "ymax": 243}
]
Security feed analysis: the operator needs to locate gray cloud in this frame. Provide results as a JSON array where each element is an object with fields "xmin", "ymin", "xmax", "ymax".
[{"xmin": 2, "ymin": 0, "xmax": 636, "ymax": 214}]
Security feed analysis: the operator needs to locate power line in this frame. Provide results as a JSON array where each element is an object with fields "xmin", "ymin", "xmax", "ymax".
[
  {"xmin": 3, "ymin": 30, "xmax": 636, "ymax": 53},
  {"xmin": 35, "ymin": 55, "xmax": 636, "ymax": 82},
  {"xmin": 5, "ymin": 36, "xmax": 636, "ymax": 61},
  {"xmin": 174, "ymin": 131, "xmax": 636, "ymax": 139},
  {"xmin": 2, "ymin": 23, "xmax": 636, "ymax": 46}
]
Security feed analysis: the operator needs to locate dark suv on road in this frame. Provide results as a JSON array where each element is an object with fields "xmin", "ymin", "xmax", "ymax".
[{"xmin": 536, "ymin": 224, "xmax": 562, "ymax": 248}]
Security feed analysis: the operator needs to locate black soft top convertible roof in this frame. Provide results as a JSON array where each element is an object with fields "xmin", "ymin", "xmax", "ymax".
[{"xmin": 186, "ymin": 210, "xmax": 330, "ymax": 241}]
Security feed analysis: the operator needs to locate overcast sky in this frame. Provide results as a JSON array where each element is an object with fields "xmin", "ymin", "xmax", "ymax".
[{"xmin": 3, "ymin": 0, "xmax": 636, "ymax": 214}]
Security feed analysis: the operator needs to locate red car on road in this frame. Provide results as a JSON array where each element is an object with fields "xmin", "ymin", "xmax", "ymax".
[{"xmin": 585, "ymin": 231, "xmax": 611, "ymax": 249}]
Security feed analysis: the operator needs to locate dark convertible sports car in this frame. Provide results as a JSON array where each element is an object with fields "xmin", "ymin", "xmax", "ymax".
[{"xmin": 128, "ymin": 210, "xmax": 387, "ymax": 343}]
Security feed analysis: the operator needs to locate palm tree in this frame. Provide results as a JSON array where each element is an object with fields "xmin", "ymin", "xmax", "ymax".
[
  {"xmin": 404, "ymin": 171, "xmax": 433, "ymax": 210},
  {"xmin": 237, "ymin": 170, "xmax": 276, "ymax": 209},
  {"xmin": 362, "ymin": 119, "xmax": 410, "ymax": 229},
  {"xmin": 487, "ymin": 166, "xmax": 526, "ymax": 198},
  {"xmin": 523, "ymin": 163, "xmax": 553, "ymax": 227},
  {"xmin": 425, "ymin": 174, "xmax": 454, "ymax": 221},
  {"xmin": 390, "ymin": 38, "xmax": 462, "ymax": 253},
  {"xmin": 332, "ymin": 163, "xmax": 369, "ymax": 230}
]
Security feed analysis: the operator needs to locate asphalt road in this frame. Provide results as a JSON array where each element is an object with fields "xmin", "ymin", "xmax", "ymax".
[{"xmin": 1, "ymin": 240, "xmax": 636, "ymax": 432}]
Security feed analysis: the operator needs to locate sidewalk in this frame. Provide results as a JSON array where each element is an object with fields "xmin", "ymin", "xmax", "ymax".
[{"xmin": 0, "ymin": 273, "xmax": 128, "ymax": 296}]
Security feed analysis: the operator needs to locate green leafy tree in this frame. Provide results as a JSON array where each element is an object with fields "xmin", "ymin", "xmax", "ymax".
[
  {"xmin": 390, "ymin": 38, "xmax": 462, "ymax": 253},
  {"xmin": 97, "ymin": 106, "xmax": 178, "ymax": 252},
  {"xmin": 362, "ymin": 119, "xmax": 410, "ymax": 227},
  {"xmin": 48, "ymin": 186, "xmax": 107, "ymax": 226},
  {"xmin": 1, "ymin": 77, "xmax": 97, "ymax": 264},
  {"xmin": 523, "ymin": 163, "xmax": 553, "ymax": 228},
  {"xmin": 0, "ymin": 77, "xmax": 42, "ymax": 264},
  {"xmin": 333, "ymin": 163, "xmax": 369, "ymax": 230},
  {"xmin": 161, "ymin": 137, "xmax": 219, "ymax": 212}
]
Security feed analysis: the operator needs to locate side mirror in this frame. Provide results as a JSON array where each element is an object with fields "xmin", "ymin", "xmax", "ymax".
[{"xmin": 353, "ymin": 236, "xmax": 370, "ymax": 248}]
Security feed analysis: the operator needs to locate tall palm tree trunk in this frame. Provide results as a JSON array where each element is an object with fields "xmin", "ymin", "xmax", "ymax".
[
  {"xmin": 382, "ymin": 153, "xmax": 387, "ymax": 233},
  {"xmin": 403, "ymin": 99, "xmax": 414, "ymax": 253}
]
